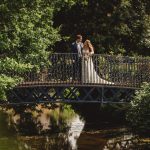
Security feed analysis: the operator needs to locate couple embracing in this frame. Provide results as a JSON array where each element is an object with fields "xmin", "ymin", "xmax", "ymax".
[{"xmin": 72, "ymin": 35, "xmax": 112, "ymax": 84}]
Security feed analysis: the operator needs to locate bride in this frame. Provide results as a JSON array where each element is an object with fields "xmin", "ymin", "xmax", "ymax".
[{"xmin": 82, "ymin": 40, "xmax": 113, "ymax": 84}]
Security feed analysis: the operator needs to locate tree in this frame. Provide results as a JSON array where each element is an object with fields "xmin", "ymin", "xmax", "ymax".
[
  {"xmin": 0, "ymin": 0, "xmax": 78, "ymax": 100},
  {"xmin": 54, "ymin": 0, "xmax": 150, "ymax": 56},
  {"xmin": 126, "ymin": 82, "xmax": 150, "ymax": 135}
]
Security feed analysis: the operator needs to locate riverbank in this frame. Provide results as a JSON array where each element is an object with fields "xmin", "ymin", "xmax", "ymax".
[{"xmin": 0, "ymin": 104, "xmax": 149, "ymax": 150}]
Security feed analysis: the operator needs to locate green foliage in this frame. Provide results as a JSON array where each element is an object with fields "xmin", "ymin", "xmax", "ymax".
[
  {"xmin": 0, "ymin": 0, "xmax": 61, "ymax": 60},
  {"xmin": 0, "ymin": 75, "xmax": 22, "ymax": 100},
  {"xmin": 0, "ymin": 0, "xmax": 79, "ymax": 58},
  {"xmin": 0, "ymin": 0, "xmax": 78, "ymax": 100},
  {"xmin": 0, "ymin": 57, "xmax": 36, "ymax": 100},
  {"xmin": 50, "ymin": 104, "xmax": 76, "ymax": 131},
  {"xmin": 54, "ymin": 0, "xmax": 150, "ymax": 56},
  {"xmin": 0, "ymin": 57, "xmax": 34, "ymax": 72},
  {"xmin": 63, "ymin": 87, "xmax": 80, "ymax": 99},
  {"xmin": 126, "ymin": 82, "xmax": 150, "ymax": 135}
]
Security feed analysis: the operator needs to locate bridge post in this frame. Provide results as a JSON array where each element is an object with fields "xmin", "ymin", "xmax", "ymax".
[{"xmin": 101, "ymin": 87, "xmax": 104, "ymax": 105}]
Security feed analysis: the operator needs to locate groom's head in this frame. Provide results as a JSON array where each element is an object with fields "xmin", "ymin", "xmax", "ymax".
[{"xmin": 76, "ymin": 35, "xmax": 82, "ymax": 43}]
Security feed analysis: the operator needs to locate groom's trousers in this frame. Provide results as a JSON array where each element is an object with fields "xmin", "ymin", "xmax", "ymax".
[{"xmin": 73, "ymin": 56, "xmax": 82, "ymax": 82}]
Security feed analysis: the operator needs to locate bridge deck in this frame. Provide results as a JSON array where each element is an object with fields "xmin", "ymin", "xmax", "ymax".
[
  {"xmin": 14, "ymin": 53, "xmax": 150, "ymax": 89},
  {"xmin": 2, "ymin": 53, "xmax": 150, "ymax": 104},
  {"xmin": 17, "ymin": 81, "xmax": 140, "ymax": 89}
]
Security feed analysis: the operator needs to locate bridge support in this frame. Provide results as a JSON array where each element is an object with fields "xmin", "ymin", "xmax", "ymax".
[{"xmin": 6, "ymin": 86, "xmax": 135, "ymax": 104}]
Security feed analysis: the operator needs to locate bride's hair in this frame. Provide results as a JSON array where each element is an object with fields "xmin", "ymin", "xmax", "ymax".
[{"xmin": 83, "ymin": 40, "xmax": 94, "ymax": 52}]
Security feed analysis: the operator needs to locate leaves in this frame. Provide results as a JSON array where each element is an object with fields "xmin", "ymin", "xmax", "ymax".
[
  {"xmin": 0, "ymin": 57, "xmax": 33, "ymax": 72},
  {"xmin": 54, "ymin": 0, "xmax": 150, "ymax": 55},
  {"xmin": 0, "ymin": 74, "xmax": 22, "ymax": 100},
  {"xmin": 0, "ymin": 0, "xmax": 78, "ymax": 101},
  {"xmin": 126, "ymin": 82, "xmax": 150, "ymax": 135}
]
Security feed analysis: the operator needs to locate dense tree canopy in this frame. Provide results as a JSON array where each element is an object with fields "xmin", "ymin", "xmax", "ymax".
[
  {"xmin": 54, "ymin": 0, "xmax": 150, "ymax": 55},
  {"xmin": 0, "ymin": 0, "xmax": 79, "ymax": 62},
  {"xmin": 0, "ymin": 0, "xmax": 150, "ymax": 100},
  {"xmin": 0, "ymin": 0, "xmax": 78, "ymax": 100}
]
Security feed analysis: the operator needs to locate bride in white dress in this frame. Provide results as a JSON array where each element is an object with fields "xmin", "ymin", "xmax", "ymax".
[{"xmin": 82, "ymin": 40, "xmax": 113, "ymax": 84}]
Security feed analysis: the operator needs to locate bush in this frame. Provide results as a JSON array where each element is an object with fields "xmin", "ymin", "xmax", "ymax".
[{"xmin": 126, "ymin": 82, "xmax": 150, "ymax": 135}]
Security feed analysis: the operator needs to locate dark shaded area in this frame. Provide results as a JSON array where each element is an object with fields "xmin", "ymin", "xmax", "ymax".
[
  {"xmin": 0, "ymin": 104, "xmax": 150, "ymax": 150},
  {"xmin": 54, "ymin": 0, "xmax": 150, "ymax": 56},
  {"xmin": 72, "ymin": 103, "xmax": 130, "ymax": 129}
]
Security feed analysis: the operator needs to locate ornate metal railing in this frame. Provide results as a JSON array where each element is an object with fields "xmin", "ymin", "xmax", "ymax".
[{"xmin": 10, "ymin": 53, "xmax": 150, "ymax": 88}]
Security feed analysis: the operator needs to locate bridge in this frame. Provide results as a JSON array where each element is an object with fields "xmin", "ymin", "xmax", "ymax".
[{"xmin": 4, "ymin": 53, "xmax": 150, "ymax": 104}]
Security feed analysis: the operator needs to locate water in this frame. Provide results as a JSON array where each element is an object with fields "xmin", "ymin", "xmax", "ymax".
[{"xmin": 0, "ymin": 104, "xmax": 149, "ymax": 150}]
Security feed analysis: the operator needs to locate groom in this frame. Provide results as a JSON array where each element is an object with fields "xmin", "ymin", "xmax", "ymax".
[{"xmin": 71, "ymin": 35, "xmax": 83, "ymax": 82}]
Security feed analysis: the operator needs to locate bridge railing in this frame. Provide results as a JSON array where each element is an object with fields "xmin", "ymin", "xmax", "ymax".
[{"xmin": 16, "ymin": 53, "xmax": 150, "ymax": 88}]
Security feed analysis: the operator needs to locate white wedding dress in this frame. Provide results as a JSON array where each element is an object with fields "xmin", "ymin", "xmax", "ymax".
[{"xmin": 82, "ymin": 49, "xmax": 113, "ymax": 84}]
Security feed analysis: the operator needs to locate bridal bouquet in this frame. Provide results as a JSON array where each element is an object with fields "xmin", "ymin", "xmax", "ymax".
[{"xmin": 83, "ymin": 53, "xmax": 93, "ymax": 61}]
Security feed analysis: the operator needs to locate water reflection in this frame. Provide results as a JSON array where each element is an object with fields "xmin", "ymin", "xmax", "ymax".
[
  {"xmin": 0, "ymin": 104, "xmax": 85, "ymax": 150},
  {"xmin": 0, "ymin": 104, "xmax": 149, "ymax": 150},
  {"xmin": 78, "ymin": 128, "xmax": 150, "ymax": 150},
  {"xmin": 68, "ymin": 115, "xmax": 85, "ymax": 149}
]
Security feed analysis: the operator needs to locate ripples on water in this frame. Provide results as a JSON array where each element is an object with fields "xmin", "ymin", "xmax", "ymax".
[{"xmin": 0, "ymin": 104, "xmax": 149, "ymax": 150}]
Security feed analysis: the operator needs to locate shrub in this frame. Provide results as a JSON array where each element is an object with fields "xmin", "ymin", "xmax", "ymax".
[{"xmin": 126, "ymin": 82, "xmax": 150, "ymax": 135}]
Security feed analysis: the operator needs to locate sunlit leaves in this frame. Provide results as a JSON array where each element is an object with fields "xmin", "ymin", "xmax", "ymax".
[
  {"xmin": 0, "ymin": 57, "xmax": 33, "ymax": 72},
  {"xmin": 0, "ymin": 0, "xmax": 79, "ymax": 100},
  {"xmin": 0, "ymin": 75, "xmax": 22, "ymax": 100}
]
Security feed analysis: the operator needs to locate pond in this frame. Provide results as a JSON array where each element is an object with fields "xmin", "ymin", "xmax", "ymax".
[{"xmin": 0, "ymin": 104, "xmax": 149, "ymax": 150}]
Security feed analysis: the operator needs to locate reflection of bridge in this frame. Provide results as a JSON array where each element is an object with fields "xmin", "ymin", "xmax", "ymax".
[{"xmin": 5, "ymin": 53, "xmax": 150, "ymax": 104}]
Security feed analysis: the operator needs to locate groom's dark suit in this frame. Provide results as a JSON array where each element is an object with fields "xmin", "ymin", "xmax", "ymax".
[{"xmin": 71, "ymin": 42, "xmax": 83, "ymax": 82}]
